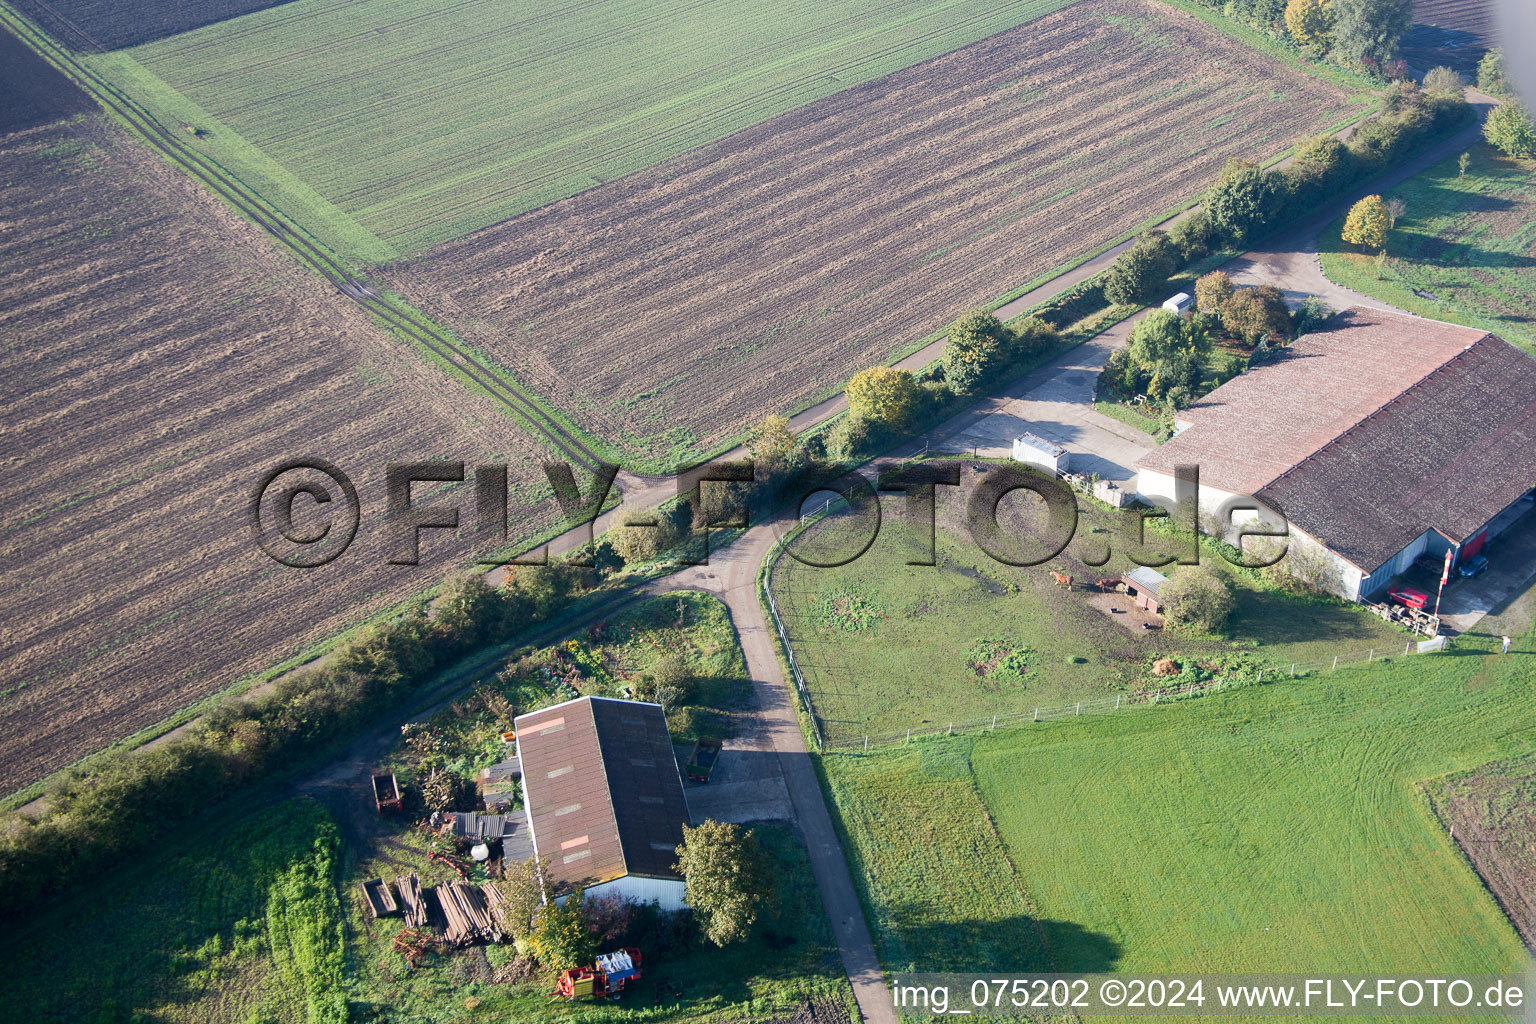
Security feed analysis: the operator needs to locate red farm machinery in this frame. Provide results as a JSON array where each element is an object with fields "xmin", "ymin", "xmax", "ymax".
[{"xmin": 554, "ymin": 948, "xmax": 643, "ymax": 1001}]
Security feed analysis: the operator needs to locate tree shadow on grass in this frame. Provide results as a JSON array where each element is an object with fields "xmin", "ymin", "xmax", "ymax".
[
  {"xmin": 882, "ymin": 902, "xmax": 1121, "ymax": 974},
  {"xmin": 1230, "ymin": 588, "xmax": 1407, "ymax": 648}
]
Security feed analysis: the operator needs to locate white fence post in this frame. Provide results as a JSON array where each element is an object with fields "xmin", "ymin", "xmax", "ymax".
[
  {"xmin": 905, "ymin": 729, "xmax": 910, "ymax": 745},
  {"xmin": 1332, "ymin": 655, "xmax": 1338, "ymax": 671}
]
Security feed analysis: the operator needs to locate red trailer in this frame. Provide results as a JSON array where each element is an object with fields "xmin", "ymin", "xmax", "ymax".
[
  {"xmin": 555, "ymin": 948, "xmax": 643, "ymax": 1001},
  {"xmin": 372, "ymin": 772, "xmax": 403, "ymax": 813}
]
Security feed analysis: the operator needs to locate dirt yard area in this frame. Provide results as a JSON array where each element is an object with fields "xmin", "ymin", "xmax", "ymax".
[
  {"xmin": 0, "ymin": 119, "xmax": 558, "ymax": 794},
  {"xmin": 388, "ymin": 0, "xmax": 1362, "ymax": 469},
  {"xmin": 1425, "ymin": 755, "xmax": 1536, "ymax": 951}
]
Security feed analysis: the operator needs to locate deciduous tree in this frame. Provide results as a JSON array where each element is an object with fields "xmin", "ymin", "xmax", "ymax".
[
  {"xmin": 1341, "ymin": 194, "xmax": 1391, "ymax": 251},
  {"xmin": 1103, "ymin": 230, "xmax": 1179, "ymax": 306},
  {"xmin": 1329, "ymin": 0, "xmax": 1413, "ymax": 69},
  {"xmin": 1205, "ymin": 160, "xmax": 1282, "ymax": 245},
  {"xmin": 528, "ymin": 887, "xmax": 597, "ymax": 968},
  {"xmin": 674, "ymin": 820, "xmax": 770, "ymax": 946},
  {"xmin": 1194, "ymin": 270, "xmax": 1234, "ymax": 318},
  {"xmin": 497, "ymin": 855, "xmax": 551, "ymax": 937},
  {"xmin": 846, "ymin": 366, "xmax": 918, "ymax": 428},
  {"xmin": 747, "ymin": 414, "xmax": 800, "ymax": 478},
  {"xmin": 1221, "ymin": 285, "xmax": 1294, "ymax": 346},
  {"xmin": 1422, "ymin": 66, "xmax": 1463, "ymax": 98},
  {"xmin": 1484, "ymin": 101, "xmax": 1536, "ymax": 159},
  {"xmin": 1284, "ymin": 0, "xmax": 1333, "ymax": 50},
  {"xmin": 609, "ymin": 507, "xmax": 674, "ymax": 565},
  {"xmin": 942, "ymin": 309, "xmax": 1006, "ymax": 394},
  {"xmin": 1161, "ymin": 567, "xmax": 1237, "ymax": 633}
]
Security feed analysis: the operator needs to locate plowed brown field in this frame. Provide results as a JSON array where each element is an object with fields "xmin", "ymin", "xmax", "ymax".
[
  {"xmin": 0, "ymin": 120, "xmax": 557, "ymax": 794},
  {"xmin": 388, "ymin": 0, "xmax": 1363, "ymax": 469}
]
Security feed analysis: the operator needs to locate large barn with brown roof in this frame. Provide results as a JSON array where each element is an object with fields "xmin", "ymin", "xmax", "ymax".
[
  {"xmin": 1136, "ymin": 308, "xmax": 1536, "ymax": 602},
  {"xmin": 514, "ymin": 696, "xmax": 691, "ymax": 910}
]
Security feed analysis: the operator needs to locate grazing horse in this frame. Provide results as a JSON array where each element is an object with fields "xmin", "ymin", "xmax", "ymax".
[
  {"xmin": 1050, "ymin": 571, "xmax": 1073, "ymax": 589},
  {"xmin": 1098, "ymin": 578, "xmax": 1120, "ymax": 593}
]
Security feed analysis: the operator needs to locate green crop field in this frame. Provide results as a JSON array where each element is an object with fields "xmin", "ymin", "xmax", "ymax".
[
  {"xmin": 87, "ymin": 0, "xmax": 1079, "ymax": 261},
  {"xmin": 824, "ymin": 629, "xmax": 1536, "ymax": 1004},
  {"xmin": 1319, "ymin": 143, "xmax": 1536, "ymax": 352},
  {"xmin": 772, "ymin": 489, "xmax": 1410, "ymax": 746}
]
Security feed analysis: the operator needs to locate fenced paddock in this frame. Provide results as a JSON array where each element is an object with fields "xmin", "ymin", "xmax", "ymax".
[{"xmin": 762, "ymin": 508, "xmax": 1451, "ymax": 753}]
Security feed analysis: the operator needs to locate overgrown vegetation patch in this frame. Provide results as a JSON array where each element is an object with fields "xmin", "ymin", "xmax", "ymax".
[{"xmin": 965, "ymin": 638, "xmax": 1038, "ymax": 687}]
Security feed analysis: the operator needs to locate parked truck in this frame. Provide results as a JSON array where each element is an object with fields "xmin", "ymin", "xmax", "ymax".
[{"xmin": 684, "ymin": 737, "xmax": 722, "ymax": 782}]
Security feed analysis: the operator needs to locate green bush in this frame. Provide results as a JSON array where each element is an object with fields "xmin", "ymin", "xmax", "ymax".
[
  {"xmin": 1103, "ymin": 231, "xmax": 1178, "ymax": 305},
  {"xmin": 1161, "ymin": 568, "xmax": 1238, "ymax": 634}
]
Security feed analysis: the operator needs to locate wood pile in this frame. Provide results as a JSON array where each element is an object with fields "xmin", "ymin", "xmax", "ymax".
[
  {"xmin": 482, "ymin": 882, "xmax": 508, "ymax": 932},
  {"xmin": 397, "ymin": 874, "xmax": 429, "ymax": 928},
  {"xmin": 439, "ymin": 880, "xmax": 503, "ymax": 946},
  {"xmin": 394, "ymin": 873, "xmax": 509, "ymax": 948}
]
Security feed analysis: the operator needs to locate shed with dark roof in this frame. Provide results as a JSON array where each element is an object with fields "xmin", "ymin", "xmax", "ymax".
[{"xmin": 514, "ymin": 696, "xmax": 691, "ymax": 910}]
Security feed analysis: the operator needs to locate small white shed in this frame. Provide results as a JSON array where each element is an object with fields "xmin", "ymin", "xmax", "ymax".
[
  {"xmin": 1162, "ymin": 292, "xmax": 1194, "ymax": 315},
  {"xmin": 1012, "ymin": 432, "xmax": 1069, "ymax": 475}
]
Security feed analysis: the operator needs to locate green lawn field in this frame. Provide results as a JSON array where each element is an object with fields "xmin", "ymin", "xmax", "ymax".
[
  {"xmin": 773, "ymin": 493, "xmax": 1411, "ymax": 746},
  {"xmin": 824, "ymin": 630, "xmax": 1536, "ymax": 1008},
  {"xmin": 1319, "ymin": 143, "xmax": 1536, "ymax": 351},
  {"xmin": 90, "ymin": 0, "xmax": 1078, "ymax": 261}
]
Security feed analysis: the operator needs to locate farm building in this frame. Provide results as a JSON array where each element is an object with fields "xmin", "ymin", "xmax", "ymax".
[
  {"xmin": 1121, "ymin": 567, "xmax": 1168, "ymax": 614},
  {"xmin": 1136, "ymin": 308, "xmax": 1536, "ymax": 601},
  {"xmin": 514, "ymin": 696, "xmax": 691, "ymax": 911},
  {"xmin": 1013, "ymin": 432, "xmax": 1070, "ymax": 475}
]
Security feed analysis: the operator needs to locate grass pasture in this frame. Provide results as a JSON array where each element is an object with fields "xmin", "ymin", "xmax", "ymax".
[
  {"xmin": 1319, "ymin": 143, "xmax": 1536, "ymax": 351},
  {"xmin": 824, "ymin": 636, "xmax": 1536, "ymax": 1005},
  {"xmin": 101, "ymin": 0, "xmax": 1082, "ymax": 260},
  {"xmin": 390, "ymin": 0, "xmax": 1368, "ymax": 466},
  {"xmin": 771, "ymin": 481, "xmax": 1411, "ymax": 747}
]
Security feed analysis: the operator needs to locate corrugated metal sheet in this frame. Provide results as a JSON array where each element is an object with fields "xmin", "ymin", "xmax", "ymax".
[{"xmin": 1124, "ymin": 566, "xmax": 1167, "ymax": 596}]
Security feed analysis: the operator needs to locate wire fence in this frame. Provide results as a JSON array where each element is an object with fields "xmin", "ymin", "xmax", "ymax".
[{"xmin": 817, "ymin": 634, "xmax": 1449, "ymax": 751}]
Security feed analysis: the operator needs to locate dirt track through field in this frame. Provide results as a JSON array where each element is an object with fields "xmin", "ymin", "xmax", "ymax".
[
  {"xmin": 0, "ymin": 120, "xmax": 560, "ymax": 793},
  {"xmin": 390, "ymin": 0, "xmax": 1360, "ymax": 469}
]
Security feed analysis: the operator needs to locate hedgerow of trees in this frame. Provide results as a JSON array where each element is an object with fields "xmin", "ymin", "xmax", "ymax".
[
  {"xmin": 0, "ymin": 561, "xmax": 597, "ymax": 917},
  {"xmin": 1199, "ymin": 82, "xmax": 1468, "ymax": 250}
]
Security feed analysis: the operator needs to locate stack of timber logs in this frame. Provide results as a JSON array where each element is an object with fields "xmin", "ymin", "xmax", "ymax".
[{"xmin": 393, "ymin": 873, "xmax": 507, "ymax": 947}]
